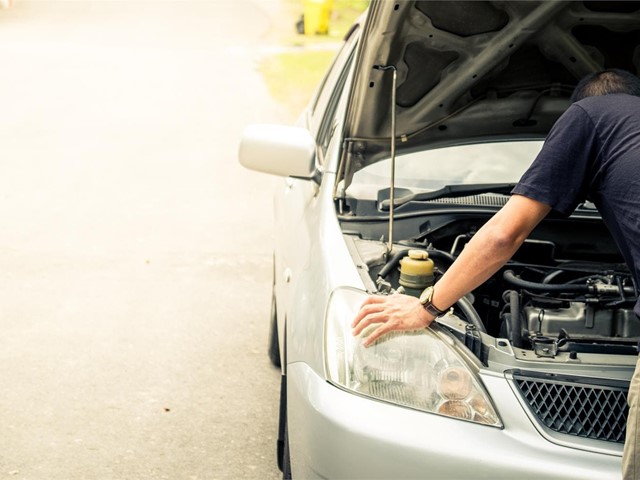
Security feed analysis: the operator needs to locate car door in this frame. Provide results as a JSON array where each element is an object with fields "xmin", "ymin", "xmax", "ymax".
[{"xmin": 273, "ymin": 25, "xmax": 361, "ymax": 368}]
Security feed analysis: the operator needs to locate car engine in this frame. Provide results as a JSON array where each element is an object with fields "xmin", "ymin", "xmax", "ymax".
[
  {"xmin": 351, "ymin": 218, "xmax": 640, "ymax": 359},
  {"xmin": 499, "ymin": 264, "xmax": 638, "ymax": 356}
]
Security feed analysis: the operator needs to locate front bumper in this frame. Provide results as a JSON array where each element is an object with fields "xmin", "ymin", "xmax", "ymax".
[{"xmin": 287, "ymin": 361, "xmax": 621, "ymax": 479}]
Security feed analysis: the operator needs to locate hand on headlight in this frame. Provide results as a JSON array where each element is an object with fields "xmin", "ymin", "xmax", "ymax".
[{"xmin": 351, "ymin": 294, "xmax": 434, "ymax": 347}]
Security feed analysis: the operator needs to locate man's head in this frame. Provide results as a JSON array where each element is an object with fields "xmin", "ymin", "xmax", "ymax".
[{"xmin": 571, "ymin": 69, "xmax": 640, "ymax": 102}]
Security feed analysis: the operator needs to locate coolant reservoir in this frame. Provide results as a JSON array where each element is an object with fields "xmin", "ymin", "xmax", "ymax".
[{"xmin": 399, "ymin": 250, "xmax": 435, "ymax": 293}]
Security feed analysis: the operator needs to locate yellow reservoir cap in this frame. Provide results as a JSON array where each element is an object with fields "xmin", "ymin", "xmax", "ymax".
[
  {"xmin": 399, "ymin": 250, "xmax": 435, "ymax": 276},
  {"xmin": 399, "ymin": 250, "xmax": 435, "ymax": 290}
]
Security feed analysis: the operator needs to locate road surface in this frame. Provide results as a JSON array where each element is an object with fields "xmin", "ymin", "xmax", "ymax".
[{"xmin": 0, "ymin": 1, "xmax": 287, "ymax": 478}]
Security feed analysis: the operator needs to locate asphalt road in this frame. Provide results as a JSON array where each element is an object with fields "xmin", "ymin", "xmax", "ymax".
[{"xmin": 0, "ymin": 1, "xmax": 287, "ymax": 478}]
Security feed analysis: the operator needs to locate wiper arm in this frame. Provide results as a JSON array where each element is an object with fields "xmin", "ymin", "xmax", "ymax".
[{"xmin": 379, "ymin": 183, "xmax": 517, "ymax": 210}]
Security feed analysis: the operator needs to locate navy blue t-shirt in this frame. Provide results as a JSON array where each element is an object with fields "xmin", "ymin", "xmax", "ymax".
[{"xmin": 513, "ymin": 94, "xmax": 640, "ymax": 315}]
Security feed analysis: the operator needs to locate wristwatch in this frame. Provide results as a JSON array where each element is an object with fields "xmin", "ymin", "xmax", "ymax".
[{"xmin": 419, "ymin": 286, "xmax": 447, "ymax": 317}]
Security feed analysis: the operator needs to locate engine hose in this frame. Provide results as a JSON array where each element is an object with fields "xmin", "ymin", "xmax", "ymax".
[
  {"xmin": 507, "ymin": 290, "xmax": 524, "ymax": 348},
  {"xmin": 377, "ymin": 249, "xmax": 410, "ymax": 279},
  {"xmin": 424, "ymin": 248, "xmax": 456, "ymax": 267},
  {"xmin": 542, "ymin": 269, "xmax": 563, "ymax": 284},
  {"xmin": 503, "ymin": 270, "xmax": 590, "ymax": 293},
  {"xmin": 456, "ymin": 296, "xmax": 487, "ymax": 333}
]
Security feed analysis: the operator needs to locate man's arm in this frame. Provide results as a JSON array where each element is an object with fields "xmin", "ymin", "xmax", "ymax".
[{"xmin": 351, "ymin": 194, "xmax": 552, "ymax": 347}]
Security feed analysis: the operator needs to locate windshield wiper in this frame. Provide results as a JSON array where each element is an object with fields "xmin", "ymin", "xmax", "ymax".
[{"xmin": 379, "ymin": 183, "xmax": 517, "ymax": 210}]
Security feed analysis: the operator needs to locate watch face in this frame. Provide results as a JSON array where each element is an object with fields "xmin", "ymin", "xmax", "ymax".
[{"xmin": 419, "ymin": 286, "xmax": 432, "ymax": 305}]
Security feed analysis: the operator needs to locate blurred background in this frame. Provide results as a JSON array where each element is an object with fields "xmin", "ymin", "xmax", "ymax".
[{"xmin": 0, "ymin": 0, "xmax": 365, "ymax": 479}]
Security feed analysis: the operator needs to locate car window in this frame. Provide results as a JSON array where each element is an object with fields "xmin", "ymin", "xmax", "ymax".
[
  {"xmin": 315, "ymin": 49, "xmax": 357, "ymax": 165},
  {"xmin": 348, "ymin": 141, "xmax": 544, "ymax": 196}
]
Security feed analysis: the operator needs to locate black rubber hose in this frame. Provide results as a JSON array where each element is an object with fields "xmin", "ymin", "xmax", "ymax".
[
  {"xmin": 377, "ymin": 249, "xmax": 410, "ymax": 279},
  {"xmin": 424, "ymin": 248, "xmax": 456, "ymax": 267},
  {"xmin": 455, "ymin": 296, "xmax": 487, "ymax": 333},
  {"xmin": 503, "ymin": 270, "xmax": 590, "ymax": 293},
  {"xmin": 508, "ymin": 290, "xmax": 524, "ymax": 348}
]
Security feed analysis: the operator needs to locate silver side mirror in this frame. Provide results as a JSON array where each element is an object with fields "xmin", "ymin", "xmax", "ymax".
[{"xmin": 238, "ymin": 124, "xmax": 316, "ymax": 179}]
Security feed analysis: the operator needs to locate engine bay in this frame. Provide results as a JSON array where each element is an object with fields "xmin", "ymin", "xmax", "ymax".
[{"xmin": 345, "ymin": 211, "xmax": 640, "ymax": 360}]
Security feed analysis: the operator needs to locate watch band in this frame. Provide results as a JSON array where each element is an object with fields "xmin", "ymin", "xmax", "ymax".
[
  {"xmin": 423, "ymin": 300, "xmax": 447, "ymax": 317},
  {"xmin": 420, "ymin": 286, "xmax": 448, "ymax": 317}
]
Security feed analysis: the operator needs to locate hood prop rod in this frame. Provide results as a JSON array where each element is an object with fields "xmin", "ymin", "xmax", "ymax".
[{"xmin": 373, "ymin": 64, "xmax": 397, "ymax": 253}]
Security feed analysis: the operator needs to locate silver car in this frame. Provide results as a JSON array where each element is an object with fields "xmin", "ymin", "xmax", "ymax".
[{"xmin": 240, "ymin": 1, "xmax": 639, "ymax": 478}]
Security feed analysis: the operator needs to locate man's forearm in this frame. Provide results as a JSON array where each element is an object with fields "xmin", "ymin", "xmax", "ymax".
[
  {"xmin": 429, "ymin": 195, "xmax": 551, "ymax": 311},
  {"xmin": 429, "ymin": 223, "xmax": 524, "ymax": 311}
]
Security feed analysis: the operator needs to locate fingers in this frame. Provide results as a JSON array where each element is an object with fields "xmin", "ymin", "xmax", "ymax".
[
  {"xmin": 362, "ymin": 322, "xmax": 396, "ymax": 347},
  {"xmin": 351, "ymin": 297, "xmax": 386, "ymax": 329},
  {"xmin": 351, "ymin": 295, "xmax": 401, "ymax": 342},
  {"xmin": 351, "ymin": 294, "xmax": 431, "ymax": 347},
  {"xmin": 351, "ymin": 307, "xmax": 389, "ymax": 336}
]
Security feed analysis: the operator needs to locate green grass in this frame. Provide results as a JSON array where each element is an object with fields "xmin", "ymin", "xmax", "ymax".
[
  {"xmin": 258, "ymin": 49, "xmax": 336, "ymax": 116},
  {"xmin": 259, "ymin": 0, "xmax": 369, "ymax": 118},
  {"xmin": 330, "ymin": 0, "xmax": 370, "ymax": 36}
]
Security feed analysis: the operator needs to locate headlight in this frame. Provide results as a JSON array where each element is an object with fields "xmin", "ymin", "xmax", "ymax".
[{"xmin": 324, "ymin": 287, "xmax": 502, "ymax": 427}]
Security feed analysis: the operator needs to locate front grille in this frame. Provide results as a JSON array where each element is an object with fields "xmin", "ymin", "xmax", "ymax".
[{"xmin": 512, "ymin": 371, "xmax": 629, "ymax": 444}]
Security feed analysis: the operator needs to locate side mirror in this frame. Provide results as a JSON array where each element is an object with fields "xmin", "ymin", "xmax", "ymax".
[{"xmin": 238, "ymin": 124, "xmax": 316, "ymax": 179}]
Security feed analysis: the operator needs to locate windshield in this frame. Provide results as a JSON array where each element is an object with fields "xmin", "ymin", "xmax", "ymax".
[{"xmin": 347, "ymin": 141, "xmax": 544, "ymax": 198}]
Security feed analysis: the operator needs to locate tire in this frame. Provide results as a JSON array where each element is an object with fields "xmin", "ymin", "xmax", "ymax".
[
  {"xmin": 277, "ymin": 375, "xmax": 287, "ymax": 471},
  {"xmin": 268, "ymin": 292, "xmax": 281, "ymax": 368},
  {"xmin": 282, "ymin": 418, "xmax": 292, "ymax": 479}
]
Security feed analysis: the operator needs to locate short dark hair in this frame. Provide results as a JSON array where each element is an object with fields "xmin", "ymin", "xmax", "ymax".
[{"xmin": 571, "ymin": 69, "xmax": 640, "ymax": 102}]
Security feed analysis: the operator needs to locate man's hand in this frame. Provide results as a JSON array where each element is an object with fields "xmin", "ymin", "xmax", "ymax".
[{"xmin": 351, "ymin": 294, "xmax": 434, "ymax": 347}]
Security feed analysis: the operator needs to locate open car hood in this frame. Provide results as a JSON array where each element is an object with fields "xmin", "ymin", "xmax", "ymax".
[{"xmin": 340, "ymin": 0, "xmax": 640, "ymax": 188}]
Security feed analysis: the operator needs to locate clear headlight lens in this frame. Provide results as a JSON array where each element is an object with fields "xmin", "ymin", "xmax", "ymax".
[{"xmin": 324, "ymin": 287, "xmax": 501, "ymax": 427}]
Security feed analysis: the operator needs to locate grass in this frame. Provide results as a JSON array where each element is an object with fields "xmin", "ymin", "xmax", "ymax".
[
  {"xmin": 259, "ymin": 0, "xmax": 369, "ymax": 118},
  {"xmin": 258, "ymin": 49, "xmax": 337, "ymax": 117}
]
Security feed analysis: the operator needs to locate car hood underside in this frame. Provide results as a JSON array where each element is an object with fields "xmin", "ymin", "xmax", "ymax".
[{"xmin": 340, "ymin": 0, "xmax": 640, "ymax": 186}]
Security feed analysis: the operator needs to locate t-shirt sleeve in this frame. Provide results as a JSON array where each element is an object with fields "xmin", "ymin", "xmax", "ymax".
[{"xmin": 512, "ymin": 104, "xmax": 597, "ymax": 216}]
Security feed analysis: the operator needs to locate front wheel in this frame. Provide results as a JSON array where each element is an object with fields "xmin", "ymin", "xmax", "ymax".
[
  {"xmin": 268, "ymin": 292, "xmax": 281, "ymax": 367},
  {"xmin": 277, "ymin": 373, "xmax": 287, "ymax": 471},
  {"xmin": 282, "ymin": 417, "xmax": 292, "ymax": 479}
]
